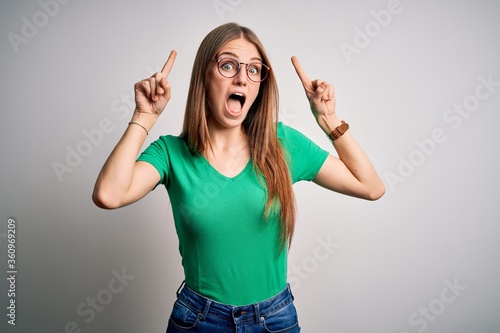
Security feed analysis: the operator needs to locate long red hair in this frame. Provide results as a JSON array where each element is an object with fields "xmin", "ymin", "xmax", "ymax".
[{"xmin": 181, "ymin": 23, "xmax": 296, "ymax": 250}]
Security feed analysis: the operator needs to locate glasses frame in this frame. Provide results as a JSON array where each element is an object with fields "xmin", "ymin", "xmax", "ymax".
[{"xmin": 213, "ymin": 57, "xmax": 271, "ymax": 83}]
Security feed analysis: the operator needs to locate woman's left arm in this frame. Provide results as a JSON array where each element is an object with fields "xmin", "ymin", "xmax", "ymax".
[{"xmin": 291, "ymin": 56, "xmax": 385, "ymax": 200}]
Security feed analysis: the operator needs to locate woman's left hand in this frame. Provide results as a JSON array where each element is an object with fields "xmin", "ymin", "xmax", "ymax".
[
  {"xmin": 291, "ymin": 57, "xmax": 385, "ymax": 200},
  {"xmin": 291, "ymin": 56, "xmax": 336, "ymax": 122}
]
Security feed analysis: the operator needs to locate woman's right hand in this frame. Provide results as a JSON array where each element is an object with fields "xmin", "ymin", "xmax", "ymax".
[{"xmin": 134, "ymin": 50, "xmax": 177, "ymax": 115}]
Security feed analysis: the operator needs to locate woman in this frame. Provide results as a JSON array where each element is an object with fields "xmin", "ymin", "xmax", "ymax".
[{"xmin": 93, "ymin": 23, "xmax": 384, "ymax": 333}]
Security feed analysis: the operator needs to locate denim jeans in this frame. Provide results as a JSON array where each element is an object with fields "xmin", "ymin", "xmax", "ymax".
[{"xmin": 166, "ymin": 282, "xmax": 301, "ymax": 333}]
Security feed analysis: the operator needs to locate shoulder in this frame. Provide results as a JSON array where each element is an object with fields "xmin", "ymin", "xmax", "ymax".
[
  {"xmin": 277, "ymin": 122, "xmax": 314, "ymax": 149},
  {"xmin": 137, "ymin": 134, "xmax": 191, "ymax": 185},
  {"xmin": 138, "ymin": 134, "xmax": 191, "ymax": 164},
  {"xmin": 146, "ymin": 134, "xmax": 188, "ymax": 153},
  {"xmin": 154, "ymin": 134, "xmax": 185, "ymax": 145},
  {"xmin": 277, "ymin": 121, "xmax": 293, "ymax": 139},
  {"xmin": 276, "ymin": 122, "xmax": 329, "ymax": 182}
]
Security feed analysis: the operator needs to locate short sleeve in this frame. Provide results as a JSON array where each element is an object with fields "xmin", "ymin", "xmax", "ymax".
[
  {"xmin": 136, "ymin": 136, "xmax": 171, "ymax": 186},
  {"xmin": 278, "ymin": 122, "xmax": 329, "ymax": 183}
]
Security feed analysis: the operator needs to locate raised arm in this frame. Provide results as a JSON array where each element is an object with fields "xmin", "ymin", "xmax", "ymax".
[
  {"xmin": 291, "ymin": 56, "xmax": 385, "ymax": 200},
  {"xmin": 92, "ymin": 51, "xmax": 177, "ymax": 209}
]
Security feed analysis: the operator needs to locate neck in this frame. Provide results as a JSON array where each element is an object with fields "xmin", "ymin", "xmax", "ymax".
[
  {"xmin": 207, "ymin": 124, "xmax": 248, "ymax": 153},
  {"xmin": 204, "ymin": 123, "xmax": 251, "ymax": 177}
]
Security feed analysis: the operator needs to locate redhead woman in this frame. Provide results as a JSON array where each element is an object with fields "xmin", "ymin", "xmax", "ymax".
[{"xmin": 93, "ymin": 23, "xmax": 385, "ymax": 333}]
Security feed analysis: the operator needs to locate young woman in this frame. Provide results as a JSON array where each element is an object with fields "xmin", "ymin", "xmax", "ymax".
[{"xmin": 93, "ymin": 23, "xmax": 384, "ymax": 333}]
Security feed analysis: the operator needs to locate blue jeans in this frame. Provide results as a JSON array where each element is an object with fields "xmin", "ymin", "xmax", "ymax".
[{"xmin": 166, "ymin": 282, "xmax": 301, "ymax": 333}]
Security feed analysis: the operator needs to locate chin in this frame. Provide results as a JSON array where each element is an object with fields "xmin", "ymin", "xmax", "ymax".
[{"xmin": 209, "ymin": 115, "xmax": 246, "ymax": 130}]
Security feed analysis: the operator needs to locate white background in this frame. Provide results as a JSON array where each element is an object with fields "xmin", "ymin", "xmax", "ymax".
[{"xmin": 1, "ymin": 0, "xmax": 499, "ymax": 332}]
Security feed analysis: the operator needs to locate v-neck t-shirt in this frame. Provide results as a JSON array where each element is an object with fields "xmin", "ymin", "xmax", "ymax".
[{"xmin": 137, "ymin": 122, "xmax": 329, "ymax": 305}]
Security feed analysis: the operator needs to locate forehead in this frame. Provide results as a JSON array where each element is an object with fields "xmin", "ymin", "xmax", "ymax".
[{"xmin": 218, "ymin": 38, "xmax": 261, "ymax": 60}]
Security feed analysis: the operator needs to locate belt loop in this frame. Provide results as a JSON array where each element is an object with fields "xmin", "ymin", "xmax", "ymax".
[
  {"xmin": 200, "ymin": 299, "xmax": 212, "ymax": 321},
  {"xmin": 287, "ymin": 283, "xmax": 294, "ymax": 300},
  {"xmin": 176, "ymin": 280, "xmax": 185, "ymax": 298},
  {"xmin": 254, "ymin": 303, "xmax": 261, "ymax": 324}
]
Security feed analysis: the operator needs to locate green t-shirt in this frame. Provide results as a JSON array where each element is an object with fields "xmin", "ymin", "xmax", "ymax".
[{"xmin": 137, "ymin": 122, "xmax": 328, "ymax": 305}]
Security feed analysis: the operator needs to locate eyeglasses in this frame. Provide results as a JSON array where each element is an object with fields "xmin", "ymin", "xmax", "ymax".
[{"xmin": 213, "ymin": 57, "xmax": 270, "ymax": 83}]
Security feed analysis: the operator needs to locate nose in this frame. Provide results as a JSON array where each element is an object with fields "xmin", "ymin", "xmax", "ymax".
[{"xmin": 233, "ymin": 65, "xmax": 248, "ymax": 86}]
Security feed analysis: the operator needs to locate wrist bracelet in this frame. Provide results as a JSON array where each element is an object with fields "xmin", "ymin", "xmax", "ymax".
[
  {"xmin": 327, "ymin": 120, "xmax": 349, "ymax": 142},
  {"xmin": 129, "ymin": 121, "xmax": 149, "ymax": 135}
]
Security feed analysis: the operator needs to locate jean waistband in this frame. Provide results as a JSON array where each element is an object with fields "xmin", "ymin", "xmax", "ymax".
[{"xmin": 175, "ymin": 282, "xmax": 294, "ymax": 324}]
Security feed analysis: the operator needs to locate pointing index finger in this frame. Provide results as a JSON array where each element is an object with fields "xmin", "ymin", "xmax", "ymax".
[
  {"xmin": 161, "ymin": 50, "xmax": 177, "ymax": 77},
  {"xmin": 291, "ymin": 56, "xmax": 311, "ymax": 88}
]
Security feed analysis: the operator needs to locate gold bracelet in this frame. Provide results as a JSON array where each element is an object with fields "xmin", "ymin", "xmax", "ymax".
[{"xmin": 128, "ymin": 121, "xmax": 149, "ymax": 135}]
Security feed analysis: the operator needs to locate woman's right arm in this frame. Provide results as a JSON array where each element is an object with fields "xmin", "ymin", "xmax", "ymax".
[{"xmin": 92, "ymin": 51, "xmax": 177, "ymax": 209}]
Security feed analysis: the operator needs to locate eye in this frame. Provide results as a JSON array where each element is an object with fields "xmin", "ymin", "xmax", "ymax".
[
  {"xmin": 220, "ymin": 59, "xmax": 237, "ymax": 72},
  {"xmin": 247, "ymin": 63, "xmax": 262, "ymax": 76}
]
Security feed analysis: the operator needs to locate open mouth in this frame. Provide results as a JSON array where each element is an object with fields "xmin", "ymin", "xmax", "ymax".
[{"xmin": 227, "ymin": 93, "xmax": 246, "ymax": 113}]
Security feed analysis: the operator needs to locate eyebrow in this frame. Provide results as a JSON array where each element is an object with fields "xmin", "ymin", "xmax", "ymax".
[{"xmin": 217, "ymin": 51, "xmax": 262, "ymax": 62}]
